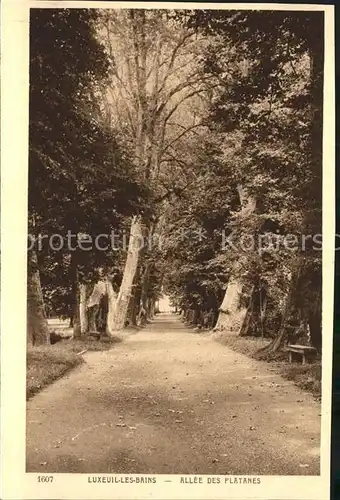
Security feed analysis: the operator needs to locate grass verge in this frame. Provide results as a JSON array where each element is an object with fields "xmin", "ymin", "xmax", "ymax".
[
  {"xmin": 27, "ymin": 335, "xmax": 122, "ymax": 399},
  {"xmin": 213, "ymin": 332, "xmax": 321, "ymax": 400}
]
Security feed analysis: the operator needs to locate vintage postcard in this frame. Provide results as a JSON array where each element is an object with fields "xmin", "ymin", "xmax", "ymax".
[{"xmin": 1, "ymin": 1, "xmax": 335, "ymax": 499}]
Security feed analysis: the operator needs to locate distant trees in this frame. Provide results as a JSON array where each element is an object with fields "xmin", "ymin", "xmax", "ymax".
[{"xmin": 98, "ymin": 9, "xmax": 215, "ymax": 331}]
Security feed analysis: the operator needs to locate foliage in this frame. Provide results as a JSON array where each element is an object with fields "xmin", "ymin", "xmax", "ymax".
[
  {"xmin": 29, "ymin": 9, "xmax": 323, "ymax": 351},
  {"xmin": 29, "ymin": 9, "xmax": 149, "ymax": 316},
  {"xmin": 162, "ymin": 10, "xmax": 323, "ymax": 347}
]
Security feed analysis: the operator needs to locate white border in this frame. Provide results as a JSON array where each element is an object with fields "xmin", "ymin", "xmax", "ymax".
[{"xmin": 1, "ymin": 2, "xmax": 335, "ymax": 499}]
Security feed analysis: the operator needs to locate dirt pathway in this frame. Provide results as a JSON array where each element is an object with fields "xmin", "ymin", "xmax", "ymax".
[{"xmin": 26, "ymin": 314, "xmax": 320, "ymax": 475}]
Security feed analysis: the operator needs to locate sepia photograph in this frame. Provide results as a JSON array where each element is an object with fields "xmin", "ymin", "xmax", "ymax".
[{"xmin": 1, "ymin": 2, "xmax": 335, "ymax": 499}]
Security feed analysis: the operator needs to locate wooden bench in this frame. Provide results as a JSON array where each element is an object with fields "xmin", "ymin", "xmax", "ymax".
[{"xmin": 286, "ymin": 344, "xmax": 317, "ymax": 365}]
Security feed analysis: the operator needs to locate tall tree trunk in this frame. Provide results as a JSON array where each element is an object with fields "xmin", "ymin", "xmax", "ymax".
[
  {"xmin": 97, "ymin": 295, "xmax": 108, "ymax": 334},
  {"xmin": 140, "ymin": 261, "xmax": 150, "ymax": 316},
  {"xmin": 70, "ymin": 253, "xmax": 82, "ymax": 339},
  {"xmin": 127, "ymin": 288, "xmax": 138, "ymax": 326},
  {"xmin": 239, "ymin": 289, "xmax": 255, "ymax": 337},
  {"xmin": 108, "ymin": 12, "xmax": 162, "ymax": 332},
  {"xmin": 214, "ymin": 278, "xmax": 247, "ymax": 333},
  {"xmin": 239, "ymin": 286, "xmax": 265, "ymax": 337},
  {"xmin": 256, "ymin": 260, "xmax": 301, "ymax": 357},
  {"xmin": 86, "ymin": 280, "xmax": 106, "ymax": 333},
  {"xmin": 27, "ymin": 250, "xmax": 49, "ymax": 346},
  {"xmin": 307, "ymin": 26, "xmax": 323, "ymax": 353},
  {"xmin": 214, "ymin": 187, "xmax": 256, "ymax": 334},
  {"xmin": 309, "ymin": 308, "xmax": 322, "ymax": 352},
  {"xmin": 109, "ymin": 216, "xmax": 143, "ymax": 332},
  {"xmin": 148, "ymin": 298, "xmax": 156, "ymax": 319},
  {"xmin": 73, "ymin": 297, "xmax": 81, "ymax": 338},
  {"xmin": 128, "ymin": 269, "xmax": 142, "ymax": 327},
  {"xmin": 137, "ymin": 221, "xmax": 154, "ymax": 324},
  {"xmin": 79, "ymin": 283, "xmax": 88, "ymax": 334},
  {"xmin": 87, "ymin": 305, "xmax": 98, "ymax": 333},
  {"xmin": 72, "ymin": 273, "xmax": 82, "ymax": 339},
  {"xmin": 106, "ymin": 277, "xmax": 118, "ymax": 335}
]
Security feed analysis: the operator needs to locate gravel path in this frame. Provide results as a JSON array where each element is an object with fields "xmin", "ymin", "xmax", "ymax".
[{"xmin": 26, "ymin": 314, "xmax": 320, "ymax": 475}]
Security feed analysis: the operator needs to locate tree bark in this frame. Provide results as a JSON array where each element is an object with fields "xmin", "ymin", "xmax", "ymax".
[
  {"xmin": 239, "ymin": 289, "xmax": 255, "ymax": 337},
  {"xmin": 79, "ymin": 283, "xmax": 88, "ymax": 334},
  {"xmin": 86, "ymin": 280, "xmax": 105, "ymax": 333},
  {"xmin": 239, "ymin": 287, "xmax": 265, "ymax": 337},
  {"xmin": 106, "ymin": 277, "xmax": 118, "ymax": 335},
  {"xmin": 109, "ymin": 216, "xmax": 143, "ymax": 331},
  {"xmin": 97, "ymin": 295, "xmax": 108, "ymax": 334},
  {"xmin": 140, "ymin": 261, "xmax": 150, "ymax": 317},
  {"xmin": 87, "ymin": 305, "xmax": 98, "ymax": 333},
  {"xmin": 72, "ymin": 276, "xmax": 82, "ymax": 339},
  {"xmin": 69, "ymin": 252, "xmax": 81, "ymax": 339},
  {"xmin": 129, "ymin": 272, "xmax": 142, "ymax": 326},
  {"xmin": 127, "ymin": 289, "xmax": 138, "ymax": 326},
  {"xmin": 148, "ymin": 298, "xmax": 156, "ymax": 319},
  {"xmin": 214, "ymin": 186, "xmax": 256, "ymax": 334},
  {"xmin": 27, "ymin": 250, "xmax": 50, "ymax": 346},
  {"xmin": 307, "ymin": 29, "xmax": 323, "ymax": 353},
  {"xmin": 256, "ymin": 260, "xmax": 301, "ymax": 357},
  {"xmin": 309, "ymin": 309, "xmax": 322, "ymax": 352},
  {"xmin": 214, "ymin": 278, "xmax": 248, "ymax": 334}
]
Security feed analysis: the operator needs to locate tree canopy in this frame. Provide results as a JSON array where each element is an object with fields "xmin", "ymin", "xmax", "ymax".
[{"xmin": 28, "ymin": 8, "xmax": 323, "ymax": 355}]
